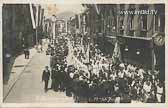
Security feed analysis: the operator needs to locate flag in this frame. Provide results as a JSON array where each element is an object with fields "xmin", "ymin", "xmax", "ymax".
[
  {"xmin": 93, "ymin": 4, "xmax": 99, "ymax": 15},
  {"xmin": 40, "ymin": 8, "xmax": 44, "ymax": 27},
  {"xmin": 36, "ymin": 5, "xmax": 39, "ymax": 27},
  {"xmin": 29, "ymin": 4, "xmax": 36, "ymax": 29},
  {"xmin": 112, "ymin": 41, "xmax": 122, "ymax": 64}
]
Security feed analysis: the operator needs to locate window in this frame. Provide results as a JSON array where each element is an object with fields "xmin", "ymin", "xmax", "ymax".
[
  {"xmin": 154, "ymin": 14, "xmax": 160, "ymax": 32},
  {"xmin": 127, "ymin": 5, "xmax": 135, "ymax": 36},
  {"xmin": 154, "ymin": 14, "xmax": 165, "ymax": 33},
  {"xmin": 129, "ymin": 15, "xmax": 134, "ymax": 30},
  {"xmin": 119, "ymin": 4, "xmax": 125, "ymax": 35},
  {"xmin": 119, "ymin": 15, "xmax": 124, "ymax": 35},
  {"xmin": 155, "ymin": 4, "xmax": 165, "ymax": 33},
  {"xmin": 141, "ymin": 15, "xmax": 147, "ymax": 30},
  {"xmin": 140, "ymin": 14, "xmax": 147, "ymax": 37},
  {"xmin": 129, "ymin": 15, "xmax": 134, "ymax": 36},
  {"xmin": 139, "ymin": 5, "xmax": 148, "ymax": 37}
]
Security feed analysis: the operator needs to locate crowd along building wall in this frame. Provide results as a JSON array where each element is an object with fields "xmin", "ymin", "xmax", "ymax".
[{"xmin": 75, "ymin": 4, "xmax": 165, "ymax": 79}]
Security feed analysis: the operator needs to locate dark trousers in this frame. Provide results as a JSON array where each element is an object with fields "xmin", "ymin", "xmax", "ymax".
[
  {"xmin": 51, "ymin": 79, "xmax": 59, "ymax": 91},
  {"xmin": 24, "ymin": 53, "xmax": 26, "ymax": 59},
  {"xmin": 24, "ymin": 53, "xmax": 29, "ymax": 59},
  {"xmin": 44, "ymin": 80, "xmax": 49, "ymax": 92},
  {"xmin": 27, "ymin": 54, "xmax": 29, "ymax": 59}
]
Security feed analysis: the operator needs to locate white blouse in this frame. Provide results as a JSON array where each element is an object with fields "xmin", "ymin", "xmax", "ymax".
[
  {"xmin": 157, "ymin": 86, "xmax": 163, "ymax": 94},
  {"xmin": 143, "ymin": 82, "xmax": 152, "ymax": 93}
]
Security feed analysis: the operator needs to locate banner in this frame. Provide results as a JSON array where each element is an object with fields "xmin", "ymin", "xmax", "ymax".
[
  {"xmin": 93, "ymin": 4, "xmax": 99, "ymax": 15},
  {"xmin": 29, "ymin": 4, "xmax": 36, "ymax": 29},
  {"xmin": 36, "ymin": 5, "xmax": 39, "ymax": 27},
  {"xmin": 112, "ymin": 41, "xmax": 122, "ymax": 64}
]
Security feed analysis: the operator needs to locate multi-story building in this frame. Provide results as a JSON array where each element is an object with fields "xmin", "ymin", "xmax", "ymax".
[
  {"xmin": 2, "ymin": 4, "xmax": 45, "ymax": 82},
  {"xmin": 70, "ymin": 4, "xmax": 165, "ymax": 80}
]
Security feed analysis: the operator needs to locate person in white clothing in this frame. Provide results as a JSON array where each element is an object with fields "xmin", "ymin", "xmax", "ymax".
[
  {"xmin": 156, "ymin": 81, "xmax": 164, "ymax": 103},
  {"xmin": 143, "ymin": 80, "xmax": 152, "ymax": 102}
]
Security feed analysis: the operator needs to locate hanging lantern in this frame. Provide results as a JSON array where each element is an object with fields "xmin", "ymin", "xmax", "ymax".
[
  {"xmin": 136, "ymin": 49, "xmax": 140, "ymax": 55},
  {"xmin": 124, "ymin": 46, "xmax": 128, "ymax": 51},
  {"xmin": 112, "ymin": 26, "xmax": 116, "ymax": 30}
]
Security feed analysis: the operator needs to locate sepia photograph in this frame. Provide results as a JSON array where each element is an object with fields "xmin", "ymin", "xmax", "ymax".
[{"xmin": 0, "ymin": 0, "xmax": 167, "ymax": 107}]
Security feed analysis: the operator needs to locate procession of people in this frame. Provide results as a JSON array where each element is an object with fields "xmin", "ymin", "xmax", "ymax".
[{"xmin": 42, "ymin": 33, "xmax": 165, "ymax": 103}]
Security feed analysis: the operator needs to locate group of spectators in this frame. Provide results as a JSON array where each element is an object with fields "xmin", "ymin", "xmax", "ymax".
[{"xmin": 48, "ymin": 37, "xmax": 69, "ymax": 92}]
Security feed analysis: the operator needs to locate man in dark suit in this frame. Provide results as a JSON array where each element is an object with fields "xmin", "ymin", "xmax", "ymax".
[{"xmin": 42, "ymin": 66, "xmax": 50, "ymax": 92}]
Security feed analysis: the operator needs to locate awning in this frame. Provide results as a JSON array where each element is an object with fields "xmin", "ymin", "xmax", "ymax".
[{"xmin": 118, "ymin": 35, "xmax": 152, "ymax": 41}]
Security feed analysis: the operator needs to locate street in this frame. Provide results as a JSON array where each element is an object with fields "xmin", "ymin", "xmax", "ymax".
[
  {"xmin": 2, "ymin": 4, "xmax": 165, "ymax": 104},
  {"xmin": 4, "ymin": 45, "xmax": 74, "ymax": 103}
]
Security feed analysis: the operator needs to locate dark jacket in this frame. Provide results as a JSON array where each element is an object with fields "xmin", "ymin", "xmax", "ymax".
[{"xmin": 42, "ymin": 70, "xmax": 50, "ymax": 81}]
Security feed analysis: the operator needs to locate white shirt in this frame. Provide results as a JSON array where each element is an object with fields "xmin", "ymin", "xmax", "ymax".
[
  {"xmin": 157, "ymin": 85, "xmax": 163, "ymax": 94},
  {"xmin": 118, "ymin": 71, "xmax": 124, "ymax": 78},
  {"xmin": 143, "ymin": 82, "xmax": 152, "ymax": 93},
  {"xmin": 110, "ymin": 73, "xmax": 116, "ymax": 80}
]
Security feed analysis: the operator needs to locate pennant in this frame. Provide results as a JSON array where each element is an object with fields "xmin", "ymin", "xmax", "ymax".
[
  {"xmin": 93, "ymin": 4, "xmax": 99, "ymax": 15},
  {"xmin": 36, "ymin": 5, "xmax": 39, "ymax": 27},
  {"xmin": 29, "ymin": 4, "xmax": 36, "ymax": 29}
]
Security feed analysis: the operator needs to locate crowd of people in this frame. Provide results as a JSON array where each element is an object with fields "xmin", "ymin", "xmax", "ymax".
[
  {"xmin": 44, "ymin": 34, "xmax": 165, "ymax": 103},
  {"xmin": 71, "ymin": 43, "xmax": 165, "ymax": 103}
]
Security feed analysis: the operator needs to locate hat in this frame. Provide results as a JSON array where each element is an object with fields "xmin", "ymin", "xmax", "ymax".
[
  {"xmin": 69, "ymin": 73, "xmax": 74, "ymax": 78},
  {"xmin": 138, "ymin": 69, "xmax": 144, "ymax": 74},
  {"xmin": 79, "ymin": 76, "xmax": 83, "ymax": 81},
  {"xmin": 119, "ymin": 63, "xmax": 125, "ymax": 68}
]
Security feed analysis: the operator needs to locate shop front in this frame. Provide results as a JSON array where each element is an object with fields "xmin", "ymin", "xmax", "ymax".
[
  {"xmin": 118, "ymin": 36, "xmax": 153, "ymax": 69},
  {"xmin": 118, "ymin": 35, "xmax": 165, "ymax": 80}
]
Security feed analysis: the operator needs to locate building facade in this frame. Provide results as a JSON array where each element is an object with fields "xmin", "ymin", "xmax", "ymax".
[
  {"xmin": 2, "ymin": 4, "xmax": 45, "ymax": 82},
  {"xmin": 68, "ymin": 4, "xmax": 165, "ymax": 80}
]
